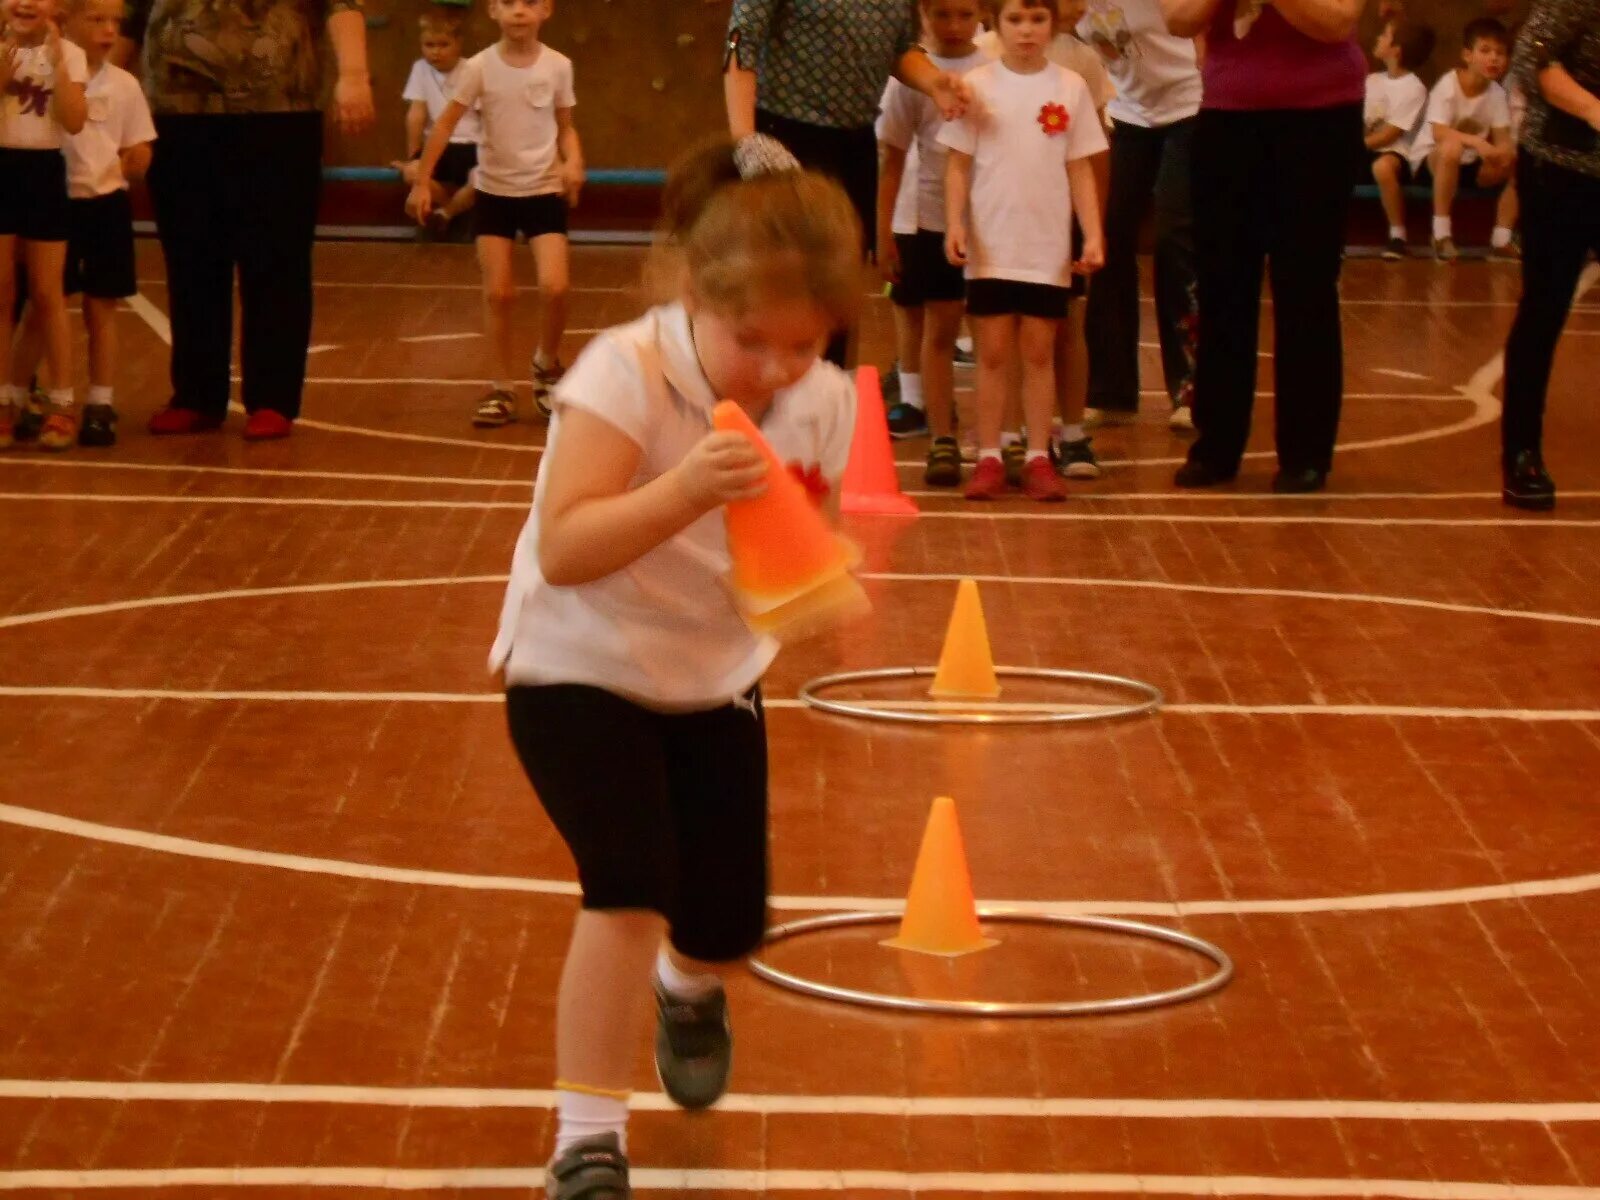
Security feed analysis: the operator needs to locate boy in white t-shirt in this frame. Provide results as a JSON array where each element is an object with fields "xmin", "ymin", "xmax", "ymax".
[
  {"xmin": 412, "ymin": 0, "xmax": 583, "ymax": 428},
  {"xmin": 9, "ymin": 0, "xmax": 153, "ymax": 447},
  {"xmin": 1366, "ymin": 15, "xmax": 1434, "ymax": 260},
  {"xmin": 394, "ymin": 9, "xmax": 478, "ymax": 235},
  {"xmin": 0, "ymin": 0, "xmax": 87, "ymax": 451},
  {"xmin": 1411, "ymin": 17, "xmax": 1514, "ymax": 261}
]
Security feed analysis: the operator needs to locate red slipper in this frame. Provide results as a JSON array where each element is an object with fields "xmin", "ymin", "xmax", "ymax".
[{"xmin": 243, "ymin": 409, "xmax": 294, "ymax": 441}]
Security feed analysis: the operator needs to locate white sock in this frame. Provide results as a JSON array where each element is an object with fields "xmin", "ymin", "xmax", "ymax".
[
  {"xmin": 1061, "ymin": 422, "xmax": 1085, "ymax": 444},
  {"xmin": 979, "ymin": 447, "xmax": 1001, "ymax": 463},
  {"xmin": 999, "ymin": 431, "xmax": 1021, "ymax": 449},
  {"xmin": 1491, "ymin": 225, "xmax": 1514, "ymax": 248},
  {"xmin": 554, "ymin": 1088, "xmax": 629, "ymax": 1157},
  {"xmin": 1389, "ymin": 225, "xmax": 1406, "ymax": 241},
  {"xmin": 1433, "ymin": 216, "xmax": 1453, "ymax": 241},
  {"xmin": 897, "ymin": 370, "xmax": 924, "ymax": 411},
  {"xmin": 88, "ymin": 385, "xmax": 113, "ymax": 408},
  {"xmin": 655, "ymin": 947, "xmax": 719, "ymax": 1001},
  {"xmin": 1025, "ymin": 449, "xmax": 1048, "ymax": 463},
  {"xmin": 47, "ymin": 387, "xmax": 75, "ymax": 411}
]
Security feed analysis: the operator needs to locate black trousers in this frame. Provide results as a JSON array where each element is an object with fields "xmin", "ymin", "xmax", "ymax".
[
  {"xmin": 1086, "ymin": 117, "xmax": 1197, "ymax": 413},
  {"xmin": 1190, "ymin": 105, "xmax": 1363, "ymax": 474},
  {"xmin": 1502, "ymin": 155, "xmax": 1600, "ymax": 462},
  {"xmin": 755, "ymin": 108, "xmax": 876, "ymax": 369},
  {"xmin": 147, "ymin": 112, "xmax": 323, "ymax": 420}
]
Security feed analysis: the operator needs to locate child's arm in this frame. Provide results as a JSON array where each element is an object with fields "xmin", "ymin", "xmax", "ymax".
[
  {"xmin": 409, "ymin": 99, "xmax": 468, "ymax": 220},
  {"xmin": 1067, "ymin": 156, "xmax": 1104, "ymax": 274},
  {"xmin": 1366, "ymin": 123, "xmax": 1404, "ymax": 150},
  {"xmin": 1272, "ymin": 0, "xmax": 1363, "ymax": 43},
  {"xmin": 876, "ymin": 141, "xmax": 908, "ymax": 283},
  {"xmin": 326, "ymin": 5, "xmax": 374, "ymax": 135},
  {"xmin": 538, "ymin": 409, "xmax": 766, "ymax": 586},
  {"xmin": 943, "ymin": 149, "xmax": 972, "ymax": 267},
  {"xmin": 47, "ymin": 26, "xmax": 87, "ymax": 134},
  {"xmin": 556, "ymin": 106, "xmax": 583, "ymax": 206},
  {"xmin": 119, "ymin": 140, "xmax": 153, "ymax": 181},
  {"xmin": 1161, "ymin": 0, "xmax": 1222, "ymax": 40},
  {"xmin": 403, "ymin": 99, "xmax": 427, "ymax": 160}
]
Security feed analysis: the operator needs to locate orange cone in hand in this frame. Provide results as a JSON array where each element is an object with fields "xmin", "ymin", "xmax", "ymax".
[
  {"xmin": 929, "ymin": 579, "xmax": 1000, "ymax": 699},
  {"xmin": 841, "ymin": 366, "xmax": 919, "ymax": 516},
  {"xmin": 712, "ymin": 401, "xmax": 868, "ymax": 640},
  {"xmin": 882, "ymin": 796, "xmax": 998, "ymax": 957}
]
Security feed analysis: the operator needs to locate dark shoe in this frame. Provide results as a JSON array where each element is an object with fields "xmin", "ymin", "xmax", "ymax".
[
  {"xmin": 474, "ymin": 388, "xmax": 518, "ymax": 428},
  {"xmin": 886, "ymin": 402, "xmax": 929, "ymax": 440},
  {"xmin": 532, "ymin": 360, "xmax": 564, "ymax": 420},
  {"xmin": 78, "ymin": 403, "xmax": 118, "ymax": 447},
  {"xmin": 1001, "ymin": 441, "xmax": 1025, "ymax": 487},
  {"xmin": 953, "ymin": 343, "xmax": 975, "ymax": 368},
  {"xmin": 1381, "ymin": 237, "xmax": 1406, "ymax": 261},
  {"xmin": 148, "ymin": 404, "xmax": 224, "ymax": 436},
  {"xmin": 1056, "ymin": 436, "xmax": 1100, "ymax": 480},
  {"xmin": 243, "ymin": 409, "xmax": 294, "ymax": 441},
  {"xmin": 1433, "ymin": 236, "xmax": 1458, "ymax": 263},
  {"xmin": 963, "ymin": 454, "xmax": 1009, "ymax": 500},
  {"xmin": 1174, "ymin": 456, "xmax": 1237, "ymax": 488},
  {"xmin": 1271, "ymin": 467, "xmax": 1327, "ymax": 494},
  {"xmin": 924, "ymin": 436, "xmax": 961, "ymax": 487},
  {"xmin": 1491, "ymin": 238, "xmax": 1522, "ymax": 261},
  {"xmin": 653, "ymin": 981, "xmax": 732, "ymax": 1111},
  {"xmin": 1503, "ymin": 450, "xmax": 1555, "ymax": 511},
  {"xmin": 545, "ymin": 1132, "xmax": 630, "ymax": 1199}
]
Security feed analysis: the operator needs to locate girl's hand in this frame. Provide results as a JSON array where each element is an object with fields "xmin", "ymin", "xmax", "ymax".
[
  {"xmin": 945, "ymin": 224, "xmax": 968, "ymax": 267},
  {"xmin": 44, "ymin": 19, "xmax": 63, "ymax": 65},
  {"xmin": 334, "ymin": 71, "xmax": 375, "ymax": 136},
  {"xmin": 408, "ymin": 181, "xmax": 433, "ymax": 224},
  {"xmin": 672, "ymin": 430, "xmax": 769, "ymax": 511},
  {"xmin": 878, "ymin": 231, "xmax": 901, "ymax": 284},
  {"xmin": 929, "ymin": 71, "xmax": 970, "ymax": 120},
  {"xmin": 1073, "ymin": 233, "xmax": 1105, "ymax": 276},
  {"xmin": 562, "ymin": 162, "xmax": 583, "ymax": 207}
]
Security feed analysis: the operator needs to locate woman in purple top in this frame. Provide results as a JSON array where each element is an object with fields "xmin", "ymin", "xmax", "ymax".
[{"xmin": 1162, "ymin": 0, "xmax": 1366, "ymax": 493}]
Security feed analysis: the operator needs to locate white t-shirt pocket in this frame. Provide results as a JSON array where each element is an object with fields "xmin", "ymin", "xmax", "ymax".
[
  {"xmin": 86, "ymin": 93, "xmax": 111, "ymax": 123},
  {"xmin": 525, "ymin": 78, "xmax": 553, "ymax": 109}
]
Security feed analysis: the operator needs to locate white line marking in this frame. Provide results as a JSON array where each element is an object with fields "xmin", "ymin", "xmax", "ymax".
[
  {"xmin": 1371, "ymin": 368, "xmax": 1433, "ymax": 381},
  {"xmin": 136, "ymin": 278, "xmax": 637, "ymax": 294},
  {"xmin": 0, "ymin": 1166, "xmax": 1594, "ymax": 1196},
  {"xmin": 397, "ymin": 331, "xmax": 482, "ymax": 343},
  {"xmin": 124, "ymin": 290, "xmax": 170, "ymax": 342},
  {"xmin": 305, "ymin": 344, "xmax": 340, "ymax": 355},
  {"xmin": 6, "ymin": 1079, "xmax": 1600, "ymax": 1123},
  {"xmin": 0, "ymin": 457, "xmax": 530, "ymax": 489}
]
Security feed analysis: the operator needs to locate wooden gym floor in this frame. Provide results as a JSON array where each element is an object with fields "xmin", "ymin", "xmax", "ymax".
[{"xmin": 2, "ymin": 240, "xmax": 1600, "ymax": 1198}]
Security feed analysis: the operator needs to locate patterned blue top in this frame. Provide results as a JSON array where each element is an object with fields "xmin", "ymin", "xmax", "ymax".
[{"xmin": 728, "ymin": 0, "xmax": 920, "ymax": 129}]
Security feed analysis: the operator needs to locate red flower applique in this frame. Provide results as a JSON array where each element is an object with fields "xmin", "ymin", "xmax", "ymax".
[
  {"xmin": 787, "ymin": 461, "xmax": 830, "ymax": 507},
  {"xmin": 1037, "ymin": 102, "xmax": 1070, "ymax": 136}
]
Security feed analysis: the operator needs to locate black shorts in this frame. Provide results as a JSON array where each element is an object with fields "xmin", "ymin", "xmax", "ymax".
[
  {"xmin": 64, "ymin": 191, "xmax": 137, "ymax": 299},
  {"xmin": 1371, "ymin": 149, "xmax": 1413, "ymax": 183},
  {"xmin": 435, "ymin": 141, "xmax": 478, "ymax": 188},
  {"xmin": 755, "ymin": 109, "xmax": 876, "ymax": 257},
  {"xmin": 966, "ymin": 278, "xmax": 1072, "ymax": 320},
  {"xmin": 890, "ymin": 230, "xmax": 965, "ymax": 308},
  {"xmin": 0, "ymin": 148, "xmax": 70, "ymax": 241},
  {"xmin": 473, "ymin": 191, "xmax": 568, "ymax": 241},
  {"xmin": 505, "ymin": 683, "xmax": 769, "ymax": 962}
]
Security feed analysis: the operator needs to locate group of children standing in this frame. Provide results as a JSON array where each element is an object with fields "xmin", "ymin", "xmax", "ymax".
[{"xmin": 0, "ymin": 0, "xmax": 153, "ymax": 450}]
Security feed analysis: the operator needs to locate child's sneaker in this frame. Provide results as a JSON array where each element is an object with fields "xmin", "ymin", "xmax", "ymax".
[
  {"xmin": 532, "ymin": 359, "xmax": 564, "ymax": 419},
  {"xmin": 545, "ymin": 1132, "xmax": 630, "ymax": 1200},
  {"xmin": 1021, "ymin": 454, "xmax": 1068, "ymax": 502},
  {"xmin": 653, "ymin": 981, "xmax": 732, "ymax": 1111},
  {"xmin": 1001, "ymin": 441, "xmax": 1025, "ymax": 487},
  {"xmin": 474, "ymin": 388, "xmax": 518, "ymax": 428},
  {"xmin": 886, "ymin": 402, "xmax": 928, "ymax": 439},
  {"xmin": 78, "ymin": 404, "xmax": 118, "ymax": 447},
  {"xmin": 1381, "ymin": 237, "xmax": 1407, "ymax": 261},
  {"xmin": 924, "ymin": 436, "xmax": 962, "ymax": 487},
  {"xmin": 1056, "ymin": 437, "xmax": 1101, "ymax": 480},
  {"xmin": 1491, "ymin": 238, "xmax": 1522, "ymax": 261},
  {"xmin": 1169, "ymin": 405, "xmax": 1195, "ymax": 433},
  {"xmin": 37, "ymin": 411, "xmax": 79, "ymax": 452},
  {"xmin": 1433, "ymin": 236, "xmax": 1458, "ymax": 263},
  {"xmin": 963, "ymin": 455, "xmax": 1009, "ymax": 500}
]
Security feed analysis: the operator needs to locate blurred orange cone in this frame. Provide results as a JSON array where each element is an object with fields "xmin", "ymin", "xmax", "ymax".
[
  {"xmin": 882, "ymin": 796, "xmax": 998, "ymax": 957},
  {"xmin": 841, "ymin": 366, "xmax": 919, "ymax": 516}
]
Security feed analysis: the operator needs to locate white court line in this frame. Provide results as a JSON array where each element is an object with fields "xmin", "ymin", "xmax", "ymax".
[
  {"xmin": 0, "ymin": 457, "xmax": 531, "ymax": 489},
  {"xmin": 0, "ymin": 1166, "xmax": 1594, "ymax": 1196},
  {"xmin": 124, "ymin": 291, "xmax": 170, "ymax": 342},
  {"xmin": 1371, "ymin": 368, "xmax": 1433, "ymax": 381},
  {"xmin": 6, "ymin": 1078, "xmax": 1600, "ymax": 1123},
  {"xmin": 397, "ymin": 331, "xmax": 481, "ymax": 343},
  {"xmin": 136, "ymin": 278, "xmax": 636, "ymax": 294},
  {"xmin": 8, "ymin": 492, "xmax": 1599, "ymax": 527},
  {"xmin": 305, "ymin": 344, "xmax": 340, "ymax": 356}
]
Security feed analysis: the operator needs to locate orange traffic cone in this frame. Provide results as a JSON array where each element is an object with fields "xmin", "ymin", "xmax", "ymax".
[
  {"xmin": 929, "ymin": 579, "xmax": 1000, "ymax": 699},
  {"xmin": 882, "ymin": 796, "xmax": 998, "ymax": 957},
  {"xmin": 841, "ymin": 366, "xmax": 919, "ymax": 517},
  {"xmin": 713, "ymin": 401, "xmax": 869, "ymax": 639}
]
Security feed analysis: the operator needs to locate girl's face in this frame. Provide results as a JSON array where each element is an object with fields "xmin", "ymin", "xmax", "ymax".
[
  {"xmin": 688, "ymin": 295, "xmax": 834, "ymax": 412},
  {"xmin": 996, "ymin": 0, "xmax": 1054, "ymax": 61},
  {"xmin": 420, "ymin": 29, "xmax": 462, "ymax": 69},
  {"xmin": 68, "ymin": 0, "xmax": 122, "ymax": 58},
  {"xmin": 922, "ymin": 0, "xmax": 981, "ymax": 55},
  {"xmin": 3, "ymin": 0, "xmax": 58, "ymax": 41}
]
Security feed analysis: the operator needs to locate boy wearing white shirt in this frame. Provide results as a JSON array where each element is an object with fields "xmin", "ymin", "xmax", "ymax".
[
  {"xmin": 1411, "ymin": 18, "xmax": 1514, "ymax": 261},
  {"xmin": 1366, "ymin": 16, "xmax": 1435, "ymax": 260},
  {"xmin": 395, "ymin": 10, "xmax": 478, "ymax": 234},
  {"xmin": 10, "ymin": 0, "xmax": 153, "ymax": 447}
]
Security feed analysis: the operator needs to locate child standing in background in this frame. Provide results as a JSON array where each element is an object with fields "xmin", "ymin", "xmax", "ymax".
[
  {"xmin": 396, "ymin": 8, "xmax": 479, "ymax": 235},
  {"xmin": 1367, "ymin": 15, "xmax": 1435, "ymax": 260},
  {"xmin": 411, "ymin": 0, "xmax": 581, "ymax": 428}
]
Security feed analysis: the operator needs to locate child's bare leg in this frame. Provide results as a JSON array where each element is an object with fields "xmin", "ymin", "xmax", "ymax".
[
  {"xmin": 1491, "ymin": 169, "xmax": 1519, "ymax": 249},
  {"xmin": 1430, "ymin": 143, "xmax": 1463, "ymax": 252},
  {"xmin": 921, "ymin": 299, "xmax": 963, "ymax": 439},
  {"xmin": 556, "ymin": 909, "xmax": 663, "ymax": 1094},
  {"xmin": 1056, "ymin": 300, "xmax": 1088, "ymax": 429},
  {"xmin": 476, "ymin": 234, "xmax": 518, "ymax": 387},
  {"xmin": 893, "ymin": 301, "xmax": 923, "ymax": 373},
  {"xmin": 0, "ymin": 239, "xmax": 17, "ymax": 392},
  {"xmin": 10, "ymin": 301, "xmax": 43, "ymax": 390},
  {"xmin": 973, "ymin": 314, "xmax": 1014, "ymax": 453},
  {"xmin": 86, "ymin": 297, "xmax": 117, "ymax": 391},
  {"xmin": 532, "ymin": 232, "xmax": 570, "ymax": 368},
  {"xmin": 441, "ymin": 182, "xmax": 476, "ymax": 221},
  {"xmin": 1018, "ymin": 315, "xmax": 1058, "ymax": 457},
  {"xmin": 23, "ymin": 241, "xmax": 71, "ymax": 397},
  {"xmin": 1373, "ymin": 153, "xmax": 1407, "ymax": 236}
]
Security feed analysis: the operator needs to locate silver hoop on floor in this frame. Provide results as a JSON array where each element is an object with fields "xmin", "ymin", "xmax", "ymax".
[
  {"xmin": 798, "ymin": 667, "xmax": 1163, "ymax": 726},
  {"xmin": 748, "ymin": 910, "xmax": 1233, "ymax": 1017}
]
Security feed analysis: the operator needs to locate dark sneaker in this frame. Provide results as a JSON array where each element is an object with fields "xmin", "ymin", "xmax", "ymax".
[
  {"xmin": 14, "ymin": 396, "xmax": 44, "ymax": 443},
  {"xmin": 474, "ymin": 388, "xmax": 518, "ymax": 428},
  {"xmin": 545, "ymin": 1132, "xmax": 630, "ymax": 1200},
  {"xmin": 963, "ymin": 454, "xmax": 1009, "ymax": 500},
  {"xmin": 532, "ymin": 360, "xmax": 564, "ymax": 419},
  {"xmin": 1433, "ymin": 236, "xmax": 1458, "ymax": 263},
  {"xmin": 1056, "ymin": 436, "xmax": 1100, "ymax": 480},
  {"xmin": 1271, "ymin": 466, "xmax": 1327, "ymax": 494},
  {"xmin": 886, "ymin": 402, "xmax": 928, "ymax": 439},
  {"xmin": 1001, "ymin": 441, "xmax": 1025, "ymax": 487},
  {"xmin": 78, "ymin": 403, "xmax": 118, "ymax": 447},
  {"xmin": 1381, "ymin": 237, "xmax": 1406, "ymax": 261},
  {"xmin": 924, "ymin": 435, "xmax": 962, "ymax": 487},
  {"xmin": 1174, "ymin": 455, "xmax": 1238, "ymax": 488},
  {"xmin": 653, "ymin": 981, "xmax": 732, "ymax": 1111},
  {"xmin": 1021, "ymin": 454, "xmax": 1067, "ymax": 502},
  {"xmin": 1503, "ymin": 449, "xmax": 1555, "ymax": 511},
  {"xmin": 1491, "ymin": 239, "xmax": 1522, "ymax": 261},
  {"xmin": 953, "ymin": 343, "xmax": 975, "ymax": 368}
]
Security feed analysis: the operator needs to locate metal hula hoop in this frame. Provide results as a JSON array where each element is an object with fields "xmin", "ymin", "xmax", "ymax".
[
  {"xmin": 799, "ymin": 667, "xmax": 1164, "ymax": 726},
  {"xmin": 748, "ymin": 909, "xmax": 1233, "ymax": 1017}
]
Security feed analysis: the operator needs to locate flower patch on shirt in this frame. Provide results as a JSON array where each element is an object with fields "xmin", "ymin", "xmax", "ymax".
[
  {"xmin": 1037, "ymin": 102, "xmax": 1070, "ymax": 136},
  {"xmin": 788, "ymin": 461, "xmax": 830, "ymax": 507}
]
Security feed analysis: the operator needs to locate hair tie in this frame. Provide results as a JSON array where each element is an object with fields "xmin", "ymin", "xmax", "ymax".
[{"xmin": 733, "ymin": 133, "xmax": 801, "ymax": 180}]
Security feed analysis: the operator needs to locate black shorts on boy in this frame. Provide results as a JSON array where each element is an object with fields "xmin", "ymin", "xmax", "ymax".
[
  {"xmin": 1372, "ymin": 149, "xmax": 1414, "ymax": 184},
  {"xmin": 890, "ymin": 229, "xmax": 965, "ymax": 308},
  {"xmin": 472, "ymin": 191, "xmax": 568, "ymax": 241},
  {"xmin": 966, "ymin": 278, "xmax": 1072, "ymax": 320},
  {"xmin": 0, "ymin": 148, "xmax": 71, "ymax": 242},
  {"xmin": 64, "ymin": 190, "xmax": 137, "ymax": 299}
]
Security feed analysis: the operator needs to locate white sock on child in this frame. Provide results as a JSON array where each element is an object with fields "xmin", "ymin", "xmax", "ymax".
[
  {"xmin": 1491, "ymin": 225, "xmax": 1514, "ymax": 249},
  {"xmin": 1389, "ymin": 225, "xmax": 1406, "ymax": 241},
  {"xmin": 999, "ymin": 431, "xmax": 1021, "ymax": 449},
  {"xmin": 47, "ymin": 388, "xmax": 74, "ymax": 411},
  {"xmin": 1061, "ymin": 423, "xmax": 1085, "ymax": 444},
  {"xmin": 88, "ymin": 385, "xmax": 113, "ymax": 409},
  {"xmin": 979, "ymin": 447, "xmax": 1001, "ymax": 462},
  {"xmin": 554, "ymin": 1087, "xmax": 629, "ymax": 1156},
  {"xmin": 1433, "ymin": 216, "xmax": 1453, "ymax": 241},
  {"xmin": 897, "ymin": 370, "xmax": 924, "ymax": 411},
  {"xmin": 1025, "ymin": 449, "xmax": 1048, "ymax": 463},
  {"xmin": 655, "ymin": 947, "xmax": 719, "ymax": 1001}
]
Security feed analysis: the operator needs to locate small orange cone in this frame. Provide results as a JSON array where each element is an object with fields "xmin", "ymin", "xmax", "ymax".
[
  {"xmin": 929, "ymin": 579, "xmax": 1000, "ymax": 699},
  {"xmin": 841, "ymin": 366, "xmax": 919, "ymax": 517},
  {"xmin": 712, "ymin": 401, "xmax": 869, "ymax": 639},
  {"xmin": 882, "ymin": 796, "xmax": 998, "ymax": 957}
]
